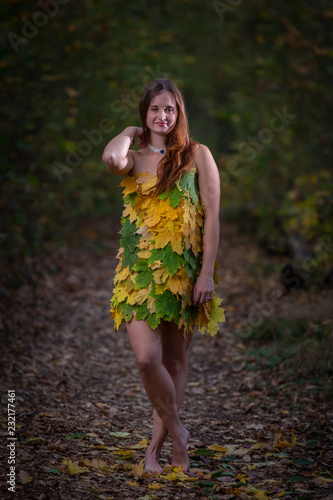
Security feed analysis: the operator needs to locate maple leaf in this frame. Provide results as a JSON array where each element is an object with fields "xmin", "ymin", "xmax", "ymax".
[
  {"xmin": 208, "ymin": 443, "xmax": 228, "ymax": 452},
  {"xmin": 134, "ymin": 261, "xmax": 153, "ymax": 290},
  {"xmin": 178, "ymin": 169, "xmax": 199, "ymax": 204},
  {"xmin": 132, "ymin": 459, "xmax": 145, "ymax": 477},
  {"xmin": 131, "ymin": 438, "xmax": 149, "ymax": 449},
  {"xmin": 137, "ymin": 249, "xmax": 151, "ymax": 259},
  {"xmin": 167, "ymin": 274, "xmax": 182, "ymax": 295},
  {"xmin": 120, "ymin": 175, "xmax": 137, "ymax": 196},
  {"xmin": 122, "ymin": 203, "xmax": 137, "ymax": 222},
  {"xmin": 62, "ymin": 458, "xmax": 89, "ymax": 475},
  {"xmin": 114, "ymin": 265, "xmax": 130, "ymax": 284},
  {"xmin": 127, "ymin": 286, "xmax": 151, "ymax": 306},
  {"xmin": 154, "ymin": 290, "xmax": 181, "ymax": 322},
  {"xmin": 153, "ymin": 266, "xmax": 169, "ymax": 285},
  {"xmin": 136, "ymin": 171, "xmax": 158, "ymax": 194},
  {"xmin": 19, "ymin": 470, "xmax": 33, "ymax": 484},
  {"xmin": 168, "ymin": 185, "xmax": 182, "ymax": 207},
  {"xmin": 83, "ymin": 458, "xmax": 111, "ymax": 471},
  {"xmin": 148, "ymin": 483, "xmax": 164, "ymax": 489}
]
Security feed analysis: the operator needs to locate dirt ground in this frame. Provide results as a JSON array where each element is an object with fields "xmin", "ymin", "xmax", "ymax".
[{"xmin": 1, "ymin": 219, "xmax": 332, "ymax": 499}]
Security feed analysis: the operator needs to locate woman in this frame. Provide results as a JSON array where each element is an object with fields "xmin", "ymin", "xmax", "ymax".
[{"xmin": 102, "ymin": 78, "xmax": 225, "ymax": 473}]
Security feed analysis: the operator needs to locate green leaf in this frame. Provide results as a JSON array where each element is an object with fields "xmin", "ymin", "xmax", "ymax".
[
  {"xmin": 118, "ymin": 301, "xmax": 134, "ymax": 322},
  {"xmin": 211, "ymin": 468, "xmax": 226, "ymax": 478},
  {"xmin": 191, "ymin": 449, "xmax": 215, "ymax": 457},
  {"xmin": 289, "ymin": 475, "xmax": 310, "ymax": 482},
  {"xmin": 65, "ymin": 432, "xmax": 85, "ymax": 439},
  {"xmin": 292, "ymin": 458, "xmax": 313, "ymax": 466},
  {"xmin": 135, "ymin": 301, "xmax": 149, "ymax": 321},
  {"xmin": 110, "ymin": 431, "xmax": 130, "ymax": 437},
  {"xmin": 134, "ymin": 262, "xmax": 153, "ymax": 289},
  {"xmin": 223, "ymin": 455, "xmax": 237, "ymax": 462},
  {"xmin": 168, "ymin": 186, "xmax": 182, "ymax": 207},
  {"xmin": 124, "ymin": 191, "xmax": 137, "ymax": 205},
  {"xmin": 49, "ymin": 468, "xmax": 61, "ymax": 475},
  {"xmin": 154, "ymin": 290, "xmax": 181, "ymax": 322},
  {"xmin": 120, "ymin": 219, "xmax": 140, "ymax": 270},
  {"xmin": 194, "ymin": 480, "xmax": 216, "ymax": 487},
  {"xmin": 178, "ymin": 170, "xmax": 199, "ymax": 204},
  {"xmin": 146, "ymin": 313, "xmax": 160, "ymax": 329},
  {"xmin": 163, "ymin": 243, "xmax": 181, "ymax": 276}
]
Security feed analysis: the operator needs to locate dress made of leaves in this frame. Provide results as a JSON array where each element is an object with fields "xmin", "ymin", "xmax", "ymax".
[{"xmin": 110, "ymin": 168, "xmax": 225, "ymax": 337}]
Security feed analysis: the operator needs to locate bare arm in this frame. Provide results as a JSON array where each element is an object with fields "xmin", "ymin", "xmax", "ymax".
[
  {"xmin": 102, "ymin": 126, "xmax": 143, "ymax": 176},
  {"xmin": 192, "ymin": 144, "xmax": 221, "ymax": 307}
]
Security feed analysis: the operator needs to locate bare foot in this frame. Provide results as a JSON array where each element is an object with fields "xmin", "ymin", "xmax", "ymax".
[
  {"xmin": 144, "ymin": 446, "xmax": 164, "ymax": 473},
  {"xmin": 171, "ymin": 426, "xmax": 190, "ymax": 472}
]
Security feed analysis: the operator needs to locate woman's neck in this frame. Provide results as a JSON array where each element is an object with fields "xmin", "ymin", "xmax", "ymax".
[{"xmin": 149, "ymin": 132, "xmax": 166, "ymax": 150}]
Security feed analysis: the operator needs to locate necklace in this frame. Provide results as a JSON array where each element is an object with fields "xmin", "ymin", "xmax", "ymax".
[{"xmin": 148, "ymin": 144, "xmax": 166, "ymax": 155}]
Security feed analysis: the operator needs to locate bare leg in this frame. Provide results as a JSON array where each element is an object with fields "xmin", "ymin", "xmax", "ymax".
[
  {"xmin": 126, "ymin": 319, "xmax": 192, "ymax": 472},
  {"xmin": 146, "ymin": 323, "xmax": 192, "ymax": 468}
]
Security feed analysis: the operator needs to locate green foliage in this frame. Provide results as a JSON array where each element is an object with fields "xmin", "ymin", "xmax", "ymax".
[
  {"xmin": 1, "ymin": 0, "xmax": 333, "ymax": 287},
  {"xmin": 245, "ymin": 317, "xmax": 333, "ymax": 377}
]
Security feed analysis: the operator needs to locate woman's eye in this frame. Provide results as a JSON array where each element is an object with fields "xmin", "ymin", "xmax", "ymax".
[{"xmin": 166, "ymin": 107, "xmax": 174, "ymax": 113}]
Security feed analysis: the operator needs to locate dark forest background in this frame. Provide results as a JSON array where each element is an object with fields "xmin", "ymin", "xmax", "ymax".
[{"xmin": 1, "ymin": 0, "xmax": 332, "ymax": 289}]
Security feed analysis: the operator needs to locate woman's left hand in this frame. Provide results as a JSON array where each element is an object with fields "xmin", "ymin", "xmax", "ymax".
[{"xmin": 192, "ymin": 272, "xmax": 214, "ymax": 307}]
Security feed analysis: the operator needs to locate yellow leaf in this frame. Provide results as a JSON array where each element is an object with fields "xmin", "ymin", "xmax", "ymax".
[
  {"xmin": 137, "ymin": 249, "xmax": 151, "ymax": 259},
  {"xmin": 120, "ymin": 176, "xmax": 138, "ymax": 196},
  {"xmin": 208, "ymin": 443, "xmax": 228, "ymax": 452},
  {"xmin": 291, "ymin": 429, "xmax": 297, "ymax": 446},
  {"xmin": 122, "ymin": 203, "xmax": 137, "ymax": 222},
  {"xmin": 112, "ymin": 309, "xmax": 123, "ymax": 330},
  {"xmin": 115, "ymin": 287, "xmax": 129, "ymax": 303},
  {"xmin": 62, "ymin": 458, "xmax": 89, "ymax": 475},
  {"xmin": 148, "ymin": 483, "xmax": 164, "ymax": 490},
  {"xmin": 153, "ymin": 267, "xmax": 169, "ymax": 284},
  {"xmin": 132, "ymin": 459, "xmax": 145, "ymax": 477},
  {"xmin": 131, "ymin": 438, "xmax": 149, "ymax": 450},
  {"xmin": 136, "ymin": 172, "xmax": 157, "ymax": 193},
  {"xmin": 127, "ymin": 286, "xmax": 150, "ymax": 306},
  {"xmin": 167, "ymin": 274, "xmax": 182, "ymax": 295},
  {"xmin": 83, "ymin": 458, "xmax": 110, "ymax": 470},
  {"xmin": 255, "ymin": 490, "xmax": 269, "ymax": 500},
  {"xmin": 127, "ymin": 480, "xmax": 140, "ymax": 487},
  {"xmin": 147, "ymin": 296, "xmax": 156, "ymax": 313},
  {"xmin": 19, "ymin": 470, "xmax": 33, "ymax": 484},
  {"xmin": 277, "ymin": 491, "xmax": 285, "ymax": 497},
  {"xmin": 114, "ymin": 265, "xmax": 130, "ymax": 284},
  {"xmin": 113, "ymin": 450, "xmax": 133, "ymax": 458},
  {"xmin": 236, "ymin": 473, "xmax": 249, "ymax": 483},
  {"xmin": 164, "ymin": 472, "xmax": 178, "ymax": 481}
]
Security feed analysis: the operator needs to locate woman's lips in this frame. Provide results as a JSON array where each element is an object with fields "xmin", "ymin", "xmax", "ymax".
[{"xmin": 155, "ymin": 122, "xmax": 167, "ymax": 126}]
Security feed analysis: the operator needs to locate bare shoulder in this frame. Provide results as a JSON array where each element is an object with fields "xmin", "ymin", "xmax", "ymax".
[{"xmin": 193, "ymin": 143, "xmax": 217, "ymax": 174}]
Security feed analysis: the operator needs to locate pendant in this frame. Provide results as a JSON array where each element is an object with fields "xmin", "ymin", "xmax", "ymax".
[{"xmin": 148, "ymin": 144, "xmax": 166, "ymax": 154}]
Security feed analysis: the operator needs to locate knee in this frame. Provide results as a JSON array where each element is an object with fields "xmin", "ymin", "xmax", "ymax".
[
  {"xmin": 136, "ymin": 356, "xmax": 158, "ymax": 377},
  {"xmin": 163, "ymin": 356, "xmax": 186, "ymax": 378}
]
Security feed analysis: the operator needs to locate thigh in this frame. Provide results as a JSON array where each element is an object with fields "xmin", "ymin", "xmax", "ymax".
[
  {"xmin": 126, "ymin": 318, "xmax": 162, "ymax": 364},
  {"xmin": 160, "ymin": 321, "xmax": 193, "ymax": 362}
]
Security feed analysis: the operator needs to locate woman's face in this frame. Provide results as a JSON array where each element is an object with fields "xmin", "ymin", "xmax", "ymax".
[{"xmin": 146, "ymin": 91, "xmax": 178, "ymax": 136}]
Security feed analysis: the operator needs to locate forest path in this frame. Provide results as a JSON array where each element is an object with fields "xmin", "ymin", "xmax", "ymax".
[{"xmin": 1, "ymin": 219, "xmax": 332, "ymax": 499}]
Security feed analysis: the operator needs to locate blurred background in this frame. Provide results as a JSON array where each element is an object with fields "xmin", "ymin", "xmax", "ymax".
[{"xmin": 1, "ymin": 0, "xmax": 332, "ymax": 288}]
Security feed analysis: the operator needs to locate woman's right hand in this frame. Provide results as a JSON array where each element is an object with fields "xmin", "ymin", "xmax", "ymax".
[{"xmin": 128, "ymin": 126, "xmax": 145, "ymax": 148}]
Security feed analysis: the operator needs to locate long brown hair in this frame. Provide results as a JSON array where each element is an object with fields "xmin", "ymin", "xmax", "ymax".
[{"xmin": 139, "ymin": 79, "xmax": 198, "ymax": 194}]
